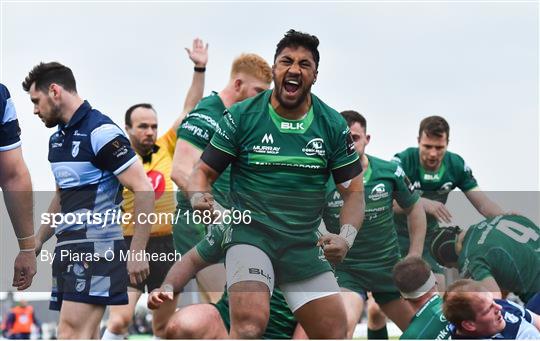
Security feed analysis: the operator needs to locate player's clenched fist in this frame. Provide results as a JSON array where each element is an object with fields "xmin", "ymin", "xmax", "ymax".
[
  {"xmin": 147, "ymin": 284, "xmax": 174, "ymax": 310},
  {"xmin": 317, "ymin": 234, "xmax": 350, "ymax": 264}
]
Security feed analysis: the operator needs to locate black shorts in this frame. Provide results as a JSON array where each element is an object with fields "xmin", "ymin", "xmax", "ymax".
[{"xmin": 124, "ymin": 234, "xmax": 176, "ymax": 292}]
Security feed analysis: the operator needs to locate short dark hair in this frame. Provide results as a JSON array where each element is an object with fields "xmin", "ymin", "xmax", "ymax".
[
  {"xmin": 274, "ymin": 29, "xmax": 320, "ymax": 69},
  {"xmin": 125, "ymin": 103, "xmax": 155, "ymax": 127},
  {"xmin": 392, "ymin": 256, "xmax": 433, "ymax": 294},
  {"xmin": 443, "ymin": 279, "xmax": 486, "ymax": 328},
  {"xmin": 22, "ymin": 62, "xmax": 77, "ymax": 93},
  {"xmin": 419, "ymin": 115, "xmax": 450, "ymax": 140},
  {"xmin": 340, "ymin": 110, "xmax": 367, "ymax": 130}
]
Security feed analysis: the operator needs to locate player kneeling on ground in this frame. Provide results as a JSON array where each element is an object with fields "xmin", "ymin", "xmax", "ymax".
[{"xmin": 147, "ymin": 223, "xmax": 301, "ymax": 339}]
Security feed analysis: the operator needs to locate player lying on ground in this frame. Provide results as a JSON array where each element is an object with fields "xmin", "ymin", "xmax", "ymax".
[{"xmin": 443, "ymin": 279, "xmax": 540, "ymax": 339}]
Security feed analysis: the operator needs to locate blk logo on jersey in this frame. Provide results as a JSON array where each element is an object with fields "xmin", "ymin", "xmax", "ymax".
[
  {"xmin": 423, "ymin": 173, "xmax": 440, "ymax": 181},
  {"xmin": 147, "ymin": 170, "xmax": 165, "ymax": 200},
  {"xmin": 280, "ymin": 122, "xmax": 304, "ymax": 130}
]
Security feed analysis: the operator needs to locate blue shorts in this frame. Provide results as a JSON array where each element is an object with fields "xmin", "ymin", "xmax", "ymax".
[{"xmin": 50, "ymin": 239, "xmax": 129, "ymax": 311}]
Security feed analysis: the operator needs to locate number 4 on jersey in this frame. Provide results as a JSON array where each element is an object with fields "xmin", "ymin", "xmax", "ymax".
[{"xmin": 495, "ymin": 219, "xmax": 539, "ymax": 244}]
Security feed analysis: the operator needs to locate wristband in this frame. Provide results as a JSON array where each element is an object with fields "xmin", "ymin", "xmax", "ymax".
[
  {"xmin": 190, "ymin": 192, "xmax": 204, "ymax": 209},
  {"xmin": 18, "ymin": 235, "xmax": 36, "ymax": 250},
  {"xmin": 163, "ymin": 283, "xmax": 174, "ymax": 293},
  {"xmin": 339, "ymin": 224, "xmax": 357, "ymax": 249},
  {"xmin": 194, "ymin": 66, "xmax": 206, "ymax": 73}
]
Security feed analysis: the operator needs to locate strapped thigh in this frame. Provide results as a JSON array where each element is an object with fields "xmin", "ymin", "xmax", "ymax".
[{"xmin": 225, "ymin": 244, "xmax": 275, "ymax": 293}]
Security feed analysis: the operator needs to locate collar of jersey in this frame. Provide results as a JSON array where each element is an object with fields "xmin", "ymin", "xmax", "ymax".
[
  {"xmin": 363, "ymin": 156, "xmax": 372, "ymax": 184},
  {"xmin": 59, "ymin": 100, "xmax": 91, "ymax": 131},
  {"xmin": 267, "ymin": 103, "xmax": 314, "ymax": 134},
  {"xmin": 419, "ymin": 159, "xmax": 447, "ymax": 182}
]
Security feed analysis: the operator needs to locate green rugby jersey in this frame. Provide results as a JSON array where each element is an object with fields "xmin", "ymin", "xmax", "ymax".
[
  {"xmin": 458, "ymin": 214, "xmax": 540, "ymax": 302},
  {"xmin": 324, "ymin": 155, "xmax": 419, "ymax": 265},
  {"xmin": 400, "ymin": 295, "xmax": 451, "ymax": 340},
  {"xmin": 392, "ymin": 147, "xmax": 478, "ymax": 236},
  {"xmin": 195, "ymin": 224, "xmax": 296, "ymax": 339},
  {"xmin": 208, "ymin": 90, "xmax": 360, "ymax": 233},
  {"xmin": 176, "ymin": 92, "xmax": 231, "ymax": 209}
]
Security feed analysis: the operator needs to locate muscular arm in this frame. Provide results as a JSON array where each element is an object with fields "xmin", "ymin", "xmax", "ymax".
[
  {"xmin": 0, "ymin": 147, "xmax": 37, "ymax": 290},
  {"xmin": 530, "ymin": 312, "xmax": 540, "ymax": 331},
  {"xmin": 402, "ymin": 200, "xmax": 427, "ymax": 257},
  {"xmin": 336, "ymin": 173, "xmax": 365, "ymax": 230},
  {"xmin": 117, "ymin": 160, "xmax": 155, "ymax": 284},
  {"xmin": 186, "ymin": 142, "xmax": 233, "ymax": 210},
  {"xmin": 35, "ymin": 189, "xmax": 61, "ymax": 253},
  {"xmin": 419, "ymin": 197, "xmax": 452, "ymax": 223},
  {"xmin": 464, "ymin": 189, "xmax": 504, "ymax": 218},
  {"xmin": 0, "ymin": 147, "xmax": 34, "ymax": 241},
  {"xmin": 171, "ymin": 38, "xmax": 208, "ymax": 131},
  {"xmin": 392, "ymin": 200, "xmax": 407, "ymax": 215},
  {"xmin": 186, "ymin": 160, "xmax": 222, "ymax": 210},
  {"xmin": 162, "ymin": 248, "xmax": 211, "ymax": 293},
  {"xmin": 117, "ymin": 160, "xmax": 154, "ymax": 251},
  {"xmin": 319, "ymin": 173, "xmax": 364, "ymax": 264},
  {"xmin": 170, "ymin": 139, "xmax": 202, "ymax": 193},
  {"xmin": 147, "ymin": 246, "xmax": 213, "ymax": 309}
]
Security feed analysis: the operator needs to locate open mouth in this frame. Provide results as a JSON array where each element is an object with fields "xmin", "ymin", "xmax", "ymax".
[{"xmin": 284, "ymin": 79, "xmax": 300, "ymax": 94}]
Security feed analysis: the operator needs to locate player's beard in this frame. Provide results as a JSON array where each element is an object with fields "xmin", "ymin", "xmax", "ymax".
[
  {"xmin": 273, "ymin": 76, "xmax": 312, "ymax": 110},
  {"xmin": 43, "ymin": 97, "xmax": 62, "ymax": 128}
]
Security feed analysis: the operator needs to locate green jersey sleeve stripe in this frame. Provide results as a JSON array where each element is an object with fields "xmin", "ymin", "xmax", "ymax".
[
  {"xmin": 397, "ymin": 192, "xmax": 421, "ymax": 209},
  {"xmin": 463, "ymin": 185, "xmax": 480, "ymax": 192},
  {"xmin": 331, "ymin": 155, "xmax": 360, "ymax": 170},
  {"xmin": 209, "ymin": 140, "xmax": 236, "ymax": 157}
]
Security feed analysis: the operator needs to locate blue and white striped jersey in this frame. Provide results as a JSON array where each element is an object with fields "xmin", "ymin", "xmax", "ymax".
[
  {"xmin": 48, "ymin": 100, "xmax": 137, "ymax": 245},
  {"xmin": 0, "ymin": 83, "xmax": 22, "ymax": 151},
  {"xmin": 450, "ymin": 299, "xmax": 539, "ymax": 339}
]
